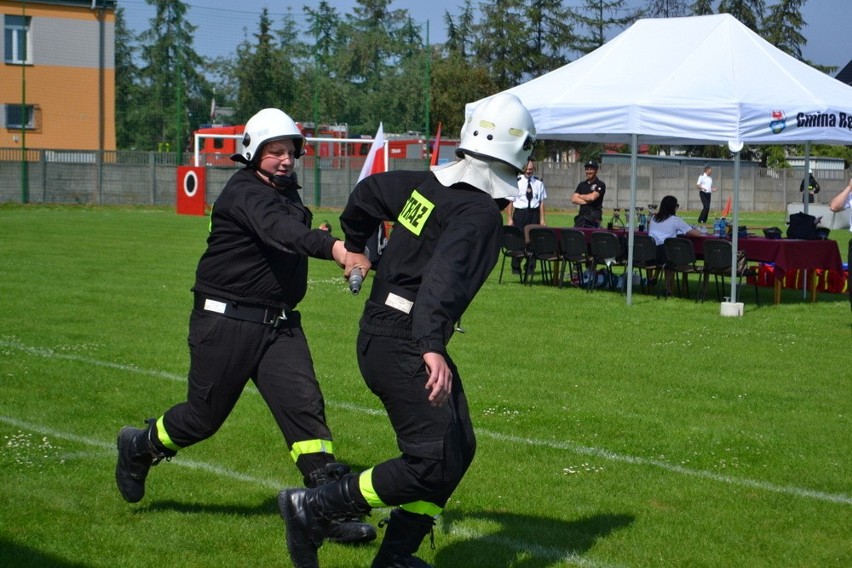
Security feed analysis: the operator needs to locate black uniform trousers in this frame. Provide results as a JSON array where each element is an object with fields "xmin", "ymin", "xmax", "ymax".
[
  {"xmin": 697, "ymin": 191, "xmax": 712, "ymax": 223},
  {"xmin": 161, "ymin": 308, "xmax": 334, "ymax": 477},
  {"xmin": 356, "ymin": 330, "xmax": 476, "ymax": 509},
  {"xmin": 511, "ymin": 208, "xmax": 540, "ymax": 272}
]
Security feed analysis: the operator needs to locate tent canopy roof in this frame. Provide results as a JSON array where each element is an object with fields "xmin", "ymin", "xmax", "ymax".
[{"xmin": 470, "ymin": 14, "xmax": 852, "ymax": 146}]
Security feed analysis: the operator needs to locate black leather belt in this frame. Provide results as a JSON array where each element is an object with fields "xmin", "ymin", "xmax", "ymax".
[{"xmin": 194, "ymin": 294, "xmax": 300, "ymax": 329}]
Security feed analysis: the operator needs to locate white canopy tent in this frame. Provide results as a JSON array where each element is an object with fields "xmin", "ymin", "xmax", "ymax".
[{"xmin": 469, "ymin": 14, "xmax": 852, "ymax": 305}]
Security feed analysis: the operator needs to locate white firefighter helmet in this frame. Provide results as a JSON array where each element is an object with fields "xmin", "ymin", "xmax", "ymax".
[
  {"xmin": 231, "ymin": 108, "xmax": 304, "ymax": 165},
  {"xmin": 457, "ymin": 93, "xmax": 535, "ymax": 172}
]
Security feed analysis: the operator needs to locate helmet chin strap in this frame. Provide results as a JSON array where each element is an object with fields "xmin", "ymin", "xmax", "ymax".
[{"xmin": 253, "ymin": 164, "xmax": 298, "ymax": 190}]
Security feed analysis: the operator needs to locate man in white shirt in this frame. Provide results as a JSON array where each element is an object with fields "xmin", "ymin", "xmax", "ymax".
[
  {"xmin": 696, "ymin": 165, "xmax": 716, "ymax": 224},
  {"xmin": 507, "ymin": 159, "xmax": 547, "ymax": 274}
]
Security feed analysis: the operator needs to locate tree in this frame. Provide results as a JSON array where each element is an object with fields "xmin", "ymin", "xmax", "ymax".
[
  {"xmin": 137, "ymin": 0, "xmax": 209, "ymax": 153},
  {"xmin": 473, "ymin": 0, "xmax": 528, "ymax": 90},
  {"xmin": 429, "ymin": 52, "xmax": 498, "ymax": 136},
  {"xmin": 114, "ymin": 7, "xmax": 142, "ymax": 149},
  {"xmin": 690, "ymin": 0, "xmax": 715, "ymax": 15},
  {"xmin": 717, "ymin": 0, "xmax": 765, "ymax": 32},
  {"xmin": 525, "ymin": 0, "xmax": 575, "ymax": 76},
  {"xmin": 302, "ymin": 2, "xmax": 348, "ymax": 126},
  {"xmin": 232, "ymin": 9, "xmax": 292, "ymax": 123},
  {"xmin": 645, "ymin": 0, "xmax": 690, "ymax": 17},
  {"xmin": 762, "ymin": 0, "xmax": 806, "ymax": 60},
  {"xmin": 444, "ymin": 0, "xmax": 476, "ymax": 59},
  {"xmin": 571, "ymin": 0, "xmax": 643, "ymax": 56},
  {"xmin": 331, "ymin": 0, "xmax": 428, "ymax": 133}
]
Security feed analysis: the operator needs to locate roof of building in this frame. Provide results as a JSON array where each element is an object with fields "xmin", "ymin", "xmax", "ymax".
[
  {"xmin": 835, "ymin": 59, "xmax": 852, "ymax": 87},
  {"xmin": 11, "ymin": 0, "xmax": 116, "ymax": 8}
]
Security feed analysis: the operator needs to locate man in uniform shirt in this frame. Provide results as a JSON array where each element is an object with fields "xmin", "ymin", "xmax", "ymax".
[
  {"xmin": 696, "ymin": 165, "xmax": 716, "ymax": 224},
  {"xmin": 507, "ymin": 159, "xmax": 547, "ymax": 275},
  {"xmin": 278, "ymin": 94, "xmax": 537, "ymax": 568},
  {"xmin": 572, "ymin": 160, "xmax": 606, "ymax": 228},
  {"xmin": 115, "ymin": 108, "xmax": 374, "ymax": 545}
]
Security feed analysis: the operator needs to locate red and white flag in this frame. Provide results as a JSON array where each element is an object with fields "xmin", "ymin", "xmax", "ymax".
[
  {"xmin": 430, "ymin": 122, "xmax": 442, "ymax": 167},
  {"xmin": 357, "ymin": 123, "xmax": 386, "ymax": 183}
]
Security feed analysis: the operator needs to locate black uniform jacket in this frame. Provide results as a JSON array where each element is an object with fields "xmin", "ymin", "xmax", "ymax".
[
  {"xmin": 193, "ymin": 168, "xmax": 337, "ymax": 310},
  {"xmin": 574, "ymin": 178, "xmax": 606, "ymax": 216},
  {"xmin": 340, "ymin": 170, "xmax": 503, "ymax": 357}
]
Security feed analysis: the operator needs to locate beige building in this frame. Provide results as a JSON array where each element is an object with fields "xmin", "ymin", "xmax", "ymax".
[{"xmin": 1, "ymin": 0, "xmax": 115, "ymax": 151}]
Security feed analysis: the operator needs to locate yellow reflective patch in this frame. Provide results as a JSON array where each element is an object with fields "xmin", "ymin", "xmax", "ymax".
[
  {"xmin": 289, "ymin": 439, "xmax": 335, "ymax": 463},
  {"xmin": 358, "ymin": 469, "xmax": 388, "ymax": 508},
  {"xmin": 397, "ymin": 189, "xmax": 434, "ymax": 236},
  {"xmin": 156, "ymin": 416, "xmax": 180, "ymax": 452},
  {"xmin": 400, "ymin": 501, "xmax": 443, "ymax": 518}
]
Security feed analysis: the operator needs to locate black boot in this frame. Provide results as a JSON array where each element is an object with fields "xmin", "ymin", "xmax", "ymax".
[
  {"xmin": 372, "ymin": 509, "xmax": 435, "ymax": 568},
  {"xmin": 278, "ymin": 474, "xmax": 371, "ymax": 568},
  {"xmin": 115, "ymin": 418, "xmax": 176, "ymax": 503},
  {"xmin": 306, "ymin": 463, "xmax": 376, "ymax": 545}
]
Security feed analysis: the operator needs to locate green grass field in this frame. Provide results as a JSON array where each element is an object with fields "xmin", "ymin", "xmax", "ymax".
[{"xmin": 1, "ymin": 205, "xmax": 850, "ymax": 567}]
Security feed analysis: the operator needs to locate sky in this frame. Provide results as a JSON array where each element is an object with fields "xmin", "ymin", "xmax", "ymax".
[{"xmin": 120, "ymin": 0, "xmax": 851, "ymax": 73}]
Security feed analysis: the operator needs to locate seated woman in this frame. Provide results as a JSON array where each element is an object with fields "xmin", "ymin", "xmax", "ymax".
[{"xmin": 648, "ymin": 195, "xmax": 700, "ymax": 292}]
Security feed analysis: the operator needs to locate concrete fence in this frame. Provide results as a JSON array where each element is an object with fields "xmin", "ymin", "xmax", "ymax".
[{"xmin": 1, "ymin": 148, "xmax": 848, "ymax": 214}]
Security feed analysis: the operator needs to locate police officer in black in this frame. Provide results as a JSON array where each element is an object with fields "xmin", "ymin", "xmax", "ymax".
[
  {"xmin": 115, "ymin": 108, "xmax": 374, "ymax": 545},
  {"xmin": 799, "ymin": 169, "xmax": 821, "ymax": 203},
  {"xmin": 572, "ymin": 160, "xmax": 606, "ymax": 228},
  {"xmin": 278, "ymin": 94, "xmax": 537, "ymax": 568}
]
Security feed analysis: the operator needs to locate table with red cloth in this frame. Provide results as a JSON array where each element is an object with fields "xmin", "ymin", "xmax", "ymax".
[
  {"xmin": 686, "ymin": 236, "xmax": 843, "ymax": 304},
  {"xmin": 546, "ymin": 226, "xmax": 845, "ymax": 303}
]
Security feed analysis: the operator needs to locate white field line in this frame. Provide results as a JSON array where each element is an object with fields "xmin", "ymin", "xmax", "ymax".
[
  {"xmin": 0, "ymin": 414, "xmax": 621, "ymax": 568},
  {"xmin": 3, "ymin": 339, "xmax": 851, "ymax": 507}
]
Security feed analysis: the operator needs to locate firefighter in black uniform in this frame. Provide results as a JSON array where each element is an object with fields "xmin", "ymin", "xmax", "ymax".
[
  {"xmin": 115, "ymin": 108, "xmax": 374, "ymax": 545},
  {"xmin": 278, "ymin": 93, "xmax": 537, "ymax": 568}
]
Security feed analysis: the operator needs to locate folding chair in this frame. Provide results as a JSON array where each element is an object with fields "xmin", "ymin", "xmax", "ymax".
[
  {"xmin": 663, "ymin": 237, "xmax": 702, "ymax": 299},
  {"xmin": 558, "ymin": 228, "xmax": 591, "ymax": 288},
  {"xmin": 527, "ymin": 227, "xmax": 560, "ymax": 285},
  {"xmin": 700, "ymin": 239, "xmax": 760, "ymax": 305},
  {"xmin": 498, "ymin": 225, "xmax": 531, "ymax": 283},
  {"xmin": 632, "ymin": 234, "xmax": 662, "ymax": 295},
  {"xmin": 589, "ymin": 232, "xmax": 627, "ymax": 292}
]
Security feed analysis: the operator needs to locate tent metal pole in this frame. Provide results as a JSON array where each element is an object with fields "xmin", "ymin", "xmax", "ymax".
[
  {"xmin": 801, "ymin": 142, "xmax": 811, "ymax": 299},
  {"xmin": 729, "ymin": 148, "xmax": 741, "ymax": 303},
  {"xmin": 625, "ymin": 133, "xmax": 638, "ymax": 305}
]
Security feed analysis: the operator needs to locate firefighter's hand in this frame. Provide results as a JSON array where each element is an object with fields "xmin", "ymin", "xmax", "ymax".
[
  {"xmin": 343, "ymin": 250, "xmax": 371, "ymax": 282},
  {"xmin": 423, "ymin": 352, "xmax": 453, "ymax": 407},
  {"xmin": 331, "ymin": 240, "xmax": 347, "ymax": 268}
]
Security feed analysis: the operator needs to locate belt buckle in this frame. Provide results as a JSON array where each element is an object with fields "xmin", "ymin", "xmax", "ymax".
[{"xmin": 271, "ymin": 309, "xmax": 288, "ymax": 329}]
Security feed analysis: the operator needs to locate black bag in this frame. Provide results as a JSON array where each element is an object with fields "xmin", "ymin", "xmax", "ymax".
[
  {"xmin": 786, "ymin": 212, "xmax": 818, "ymax": 240},
  {"xmin": 763, "ymin": 227, "xmax": 782, "ymax": 239}
]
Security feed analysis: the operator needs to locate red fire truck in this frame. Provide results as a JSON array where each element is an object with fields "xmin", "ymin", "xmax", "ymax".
[{"xmin": 192, "ymin": 123, "xmax": 458, "ymax": 167}]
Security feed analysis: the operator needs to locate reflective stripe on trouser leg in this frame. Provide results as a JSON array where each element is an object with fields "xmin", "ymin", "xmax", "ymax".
[
  {"xmin": 289, "ymin": 439, "xmax": 335, "ymax": 463},
  {"xmin": 359, "ymin": 469, "xmax": 442, "ymax": 517},
  {"xmin": 156, "ymin": 415, "xmax": 181, "ymax": 452}
]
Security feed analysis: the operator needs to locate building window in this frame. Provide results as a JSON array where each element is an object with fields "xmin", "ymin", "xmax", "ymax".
[
  {"xmin": 6, "ymin": 104, "xmax": 35, "ymax": 129},
  {"xmin": 5, "ymin": 15, "xmax": 31, "ymax": 64}
]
